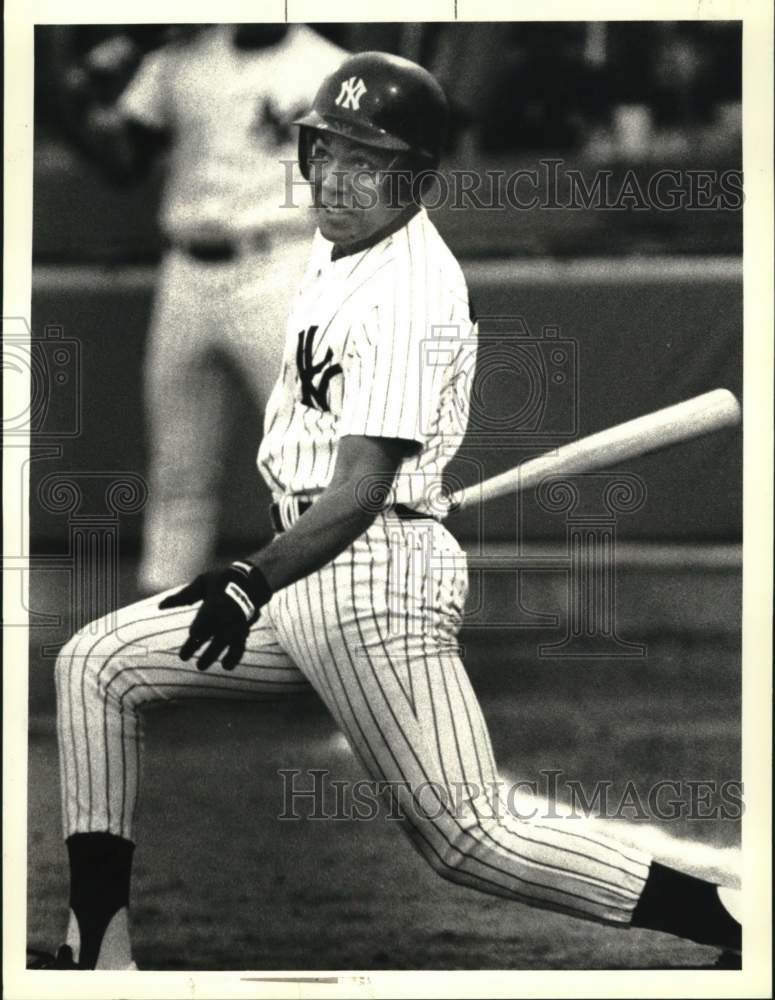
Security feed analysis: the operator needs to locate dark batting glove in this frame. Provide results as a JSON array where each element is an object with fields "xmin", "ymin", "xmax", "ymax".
[{"xmin": 159, "ymin": 561, "xmax": 272, "ymax": 671}]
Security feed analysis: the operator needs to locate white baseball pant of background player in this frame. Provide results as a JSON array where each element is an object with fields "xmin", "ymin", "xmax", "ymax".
[
  {"xmin": 139, "ymin": 237, "xmax": 308, "ymax": 587},
  {"xmin": 117, "ymin": 24, "xmax": 345, "ymax": 593}
]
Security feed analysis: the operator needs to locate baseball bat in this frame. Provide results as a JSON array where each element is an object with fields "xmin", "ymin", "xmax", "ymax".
[{"xmin": 448, "ymin": 388, "xmax": 741, "ymax": 512}]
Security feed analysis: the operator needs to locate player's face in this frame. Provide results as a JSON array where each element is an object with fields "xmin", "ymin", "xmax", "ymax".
[{"xmin": 307, "ymin": 133, "xmax": 405, "ymax": 247}]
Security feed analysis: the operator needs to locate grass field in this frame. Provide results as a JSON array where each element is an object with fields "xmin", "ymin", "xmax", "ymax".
[{"xmin": 25, "ymin": 559, "xmax": 741, "ymax": 971}]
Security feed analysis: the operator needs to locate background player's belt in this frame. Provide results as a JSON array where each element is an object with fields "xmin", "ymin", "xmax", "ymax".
[
  {"xmin": 168, "ymin": 231, "xmax": 272, "ymax": 263},
  {"xmin": 270, "ymin": 498, "xmax": 436, "ymax": 534}
]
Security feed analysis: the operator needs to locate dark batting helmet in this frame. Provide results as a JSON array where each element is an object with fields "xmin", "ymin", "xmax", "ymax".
[{"xmin": 294, "ymin": 51, "xmax": 449, "ymax": 180}]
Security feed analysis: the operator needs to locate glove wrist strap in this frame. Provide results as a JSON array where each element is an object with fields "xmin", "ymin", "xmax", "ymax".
[{"xmin": 229, "ymin": 560, "xmax": 272, "ymax": 621}]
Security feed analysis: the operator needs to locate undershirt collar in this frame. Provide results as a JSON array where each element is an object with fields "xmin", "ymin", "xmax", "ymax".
[{"xmin": 330, "ymin": 202, "xmax": 422, "ymax": 262}]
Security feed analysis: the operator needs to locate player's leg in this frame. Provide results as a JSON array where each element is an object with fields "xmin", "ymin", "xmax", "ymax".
[
  {"xmin": 137, "ymin": 250, "xmax": 230, "ymax": 594},
  {"xmin": 53, "ymin": 588, "xmax": 310, "ymax": 969},
  {"xmin": 271, "ymin": 518, "xmax": 740, "ymax": 953},
  {"xmin": 377, "ymin": 645, "xmax": 740, "ymax": 952},
  {"xmin": 271, "ymin": 520, "xmax": 647, "ymax": 922}
]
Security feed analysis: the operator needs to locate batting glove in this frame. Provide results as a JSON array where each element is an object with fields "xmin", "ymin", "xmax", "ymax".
[{"xmin": 159, "ymin": 561, "xmax": 272, "ymax": 671}]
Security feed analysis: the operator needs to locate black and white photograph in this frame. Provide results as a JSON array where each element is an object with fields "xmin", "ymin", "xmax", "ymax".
[{"xmin": 3, "ymin": 2, "xmax": 772, "ymax": 996}]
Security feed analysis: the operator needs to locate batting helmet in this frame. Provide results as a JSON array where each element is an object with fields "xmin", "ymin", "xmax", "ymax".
[{"xmin": 294, "ymin": 51, "xmax": 449, "ymax": 180}]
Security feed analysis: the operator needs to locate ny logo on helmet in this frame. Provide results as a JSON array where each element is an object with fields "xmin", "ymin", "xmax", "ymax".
[{"xmin": 335, "ymin": 76, "xmax": 367, "ymax": 111}]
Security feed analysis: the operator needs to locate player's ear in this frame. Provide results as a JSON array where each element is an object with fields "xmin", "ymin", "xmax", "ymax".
[
  {"xmin": 387, "ymin": 154, "xmax": 439, "ymax": 206},
  {"xmin": 411, "ymin": 155, "xmax": 440, "ymax": 201},
  {"xmin": 383, "ymin": 157, "xmax": 414, "ymax": 209}
]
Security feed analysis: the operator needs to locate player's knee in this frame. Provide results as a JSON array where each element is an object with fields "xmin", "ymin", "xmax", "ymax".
[
  {"xmin": 434, "ymin": 825, "xmax": 476, "ymax": 877},
  {"xmin": 54, "ymin": 622, "xmax": 120, "ymax": 704},
  {"xmin": 55, "ymin": 631, "xmax": 84, "ymax": 690},
  {"xmin": 429, "ymin": 815, "xmax": 499, "ymax": 881},
  {"xmin": 55, "ymin": 644, "xmax": 78, "ymax": 721}
]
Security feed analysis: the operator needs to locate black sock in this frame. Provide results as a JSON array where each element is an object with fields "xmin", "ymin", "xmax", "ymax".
[
  {"xmin": 631, "ymin": 861, "xmax": 741, "ymax": 951},
  {"xmin": 66, "ymin": 833, "xmax": 135, "ymax": 969}
]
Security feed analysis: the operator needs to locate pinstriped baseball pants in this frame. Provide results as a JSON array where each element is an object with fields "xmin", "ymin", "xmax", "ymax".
[{"xmin": 56, "ymin": 515, "xmax": 650, "ymax": 926}]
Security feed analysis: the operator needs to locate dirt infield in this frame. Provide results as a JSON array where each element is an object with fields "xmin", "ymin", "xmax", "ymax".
[{"xmin": 27, "ymin": 626, "xmax": 740, "ymax": 971}]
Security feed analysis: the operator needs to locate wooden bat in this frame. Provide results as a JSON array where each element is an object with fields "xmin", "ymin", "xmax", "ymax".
[{"xmin": 448, "ymin": 388, "xmax": 741, "ymax": 512}]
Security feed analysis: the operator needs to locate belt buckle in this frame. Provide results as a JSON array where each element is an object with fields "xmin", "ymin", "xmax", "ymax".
[
  {"xmin": 281, "ymin": 495, "xmax": 296, "ymax": 532},
  {"xmin": 270, "ymin": 495, "xmax": 315, "ymax": 533},
  {"xmin": 269, "ymin": 503, "xmax": 284, "ymax": 534},
  {"xmin": 285, "ymin": 495, "xmax": 313, "ymax": 530}
]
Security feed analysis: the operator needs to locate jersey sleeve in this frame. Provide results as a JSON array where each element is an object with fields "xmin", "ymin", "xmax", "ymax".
[
  {"xmin": 338, "ymin": 283, "xmax": 445, "ymax": 446},
  {"xmin": 118, "ymin": 45, "xmax": 173, "ymax": 131},
  {"xmin": 296, "ymin": 25, "xmax": 346, "ymax": 80}
]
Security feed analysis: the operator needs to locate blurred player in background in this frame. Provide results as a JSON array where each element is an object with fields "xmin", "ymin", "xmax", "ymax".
[{"xmin": 58, "ymin": 24, "xmax": 345, "ymax": 594}]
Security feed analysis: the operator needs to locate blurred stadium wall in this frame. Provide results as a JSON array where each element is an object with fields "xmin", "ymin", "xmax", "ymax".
[{"xmin": 29, "ymin": 21, "xmax": 742, "ymax": 556}]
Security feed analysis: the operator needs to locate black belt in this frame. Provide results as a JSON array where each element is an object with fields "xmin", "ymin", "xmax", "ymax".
[
  {"xmin": 270, "ymin": 500, "xmax": 436, "ymax": 534},
  {"xmin": 168, "ymin": 231, "xmax": 271, "ymax": 263}
]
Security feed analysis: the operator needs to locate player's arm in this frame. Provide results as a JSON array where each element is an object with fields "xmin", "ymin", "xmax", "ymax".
[
  {"xmin": 159, "ymin": 434, "xmax": 417, "ymax": 670},
  {"xmin": 248, "ymin": 433, "xmax": 417, "ymax": 590},
  {"xmin": 57, "ymin": 36, "xmax": 171, "ymax": 182},
  {"xmin": 63, "ymin": 106, "xmax": 169, "ymax": 183}
]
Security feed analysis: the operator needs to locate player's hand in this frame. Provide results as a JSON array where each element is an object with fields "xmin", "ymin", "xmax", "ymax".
[{"xmin": 159, "ymin": 561, "xmax": 272, "ymax": 671}]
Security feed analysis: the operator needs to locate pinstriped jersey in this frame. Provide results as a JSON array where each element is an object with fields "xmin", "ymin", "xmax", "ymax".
[{"xmin": 257, "ymin": 207, "xmax": 477, "ymax": 513}]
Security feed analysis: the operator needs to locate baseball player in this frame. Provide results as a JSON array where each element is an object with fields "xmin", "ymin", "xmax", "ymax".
[
  {"xmin": 62, "ymin": 24, "xmax": 346, "ymax": 594},
  {"xmin": 30, "ymin": 52, "xmax": 741, "ymax": 970}
]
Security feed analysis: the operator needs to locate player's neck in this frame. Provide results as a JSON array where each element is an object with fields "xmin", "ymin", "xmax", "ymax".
[{"xmin": 330, "ymin": 203, "xmax": 422, "ymax": 262}]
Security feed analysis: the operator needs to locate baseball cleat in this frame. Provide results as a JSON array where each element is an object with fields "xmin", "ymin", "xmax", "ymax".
[
  {"xmin": 27, "ymin": 945, "xmax": 80, "ymax": 969},
  {"xmin": 26, "ymin": 945, "xmax": 138, "ymax": 970},
  {"xmin": 714, "ymin": 949, "xmax": 742, "ymax": 969}
]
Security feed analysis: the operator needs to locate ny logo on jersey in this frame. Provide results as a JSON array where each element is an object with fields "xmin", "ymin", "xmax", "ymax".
[
  {"xmin": 334, "ymin": 76, "xmax": 367, "ymax": 111},
  {"xmin": 296, "ymin": 325, "xmax": 342, "ymax": 412}
]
